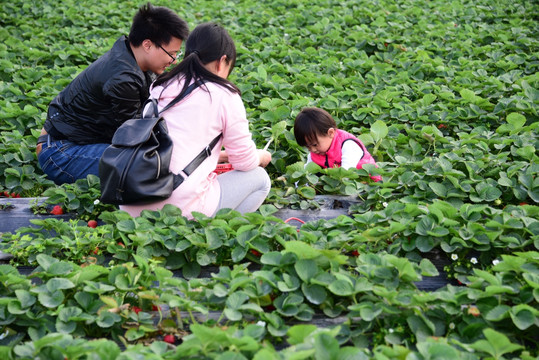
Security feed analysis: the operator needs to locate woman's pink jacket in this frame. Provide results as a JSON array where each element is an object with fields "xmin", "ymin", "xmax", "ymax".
[{"xmin": 120, "ymin": 79, "xmax": 260, "ymax": 218}]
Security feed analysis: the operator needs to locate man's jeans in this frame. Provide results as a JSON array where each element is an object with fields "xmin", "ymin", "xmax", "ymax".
[{"xmin": 37, "ymin": 137, "xmax": 109, "ymax": 185}]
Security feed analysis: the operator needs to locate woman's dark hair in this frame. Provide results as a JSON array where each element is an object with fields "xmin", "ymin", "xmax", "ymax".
[
  {"xmin": 153, "ymin": 22, "xmax": 240, "ymax": 96},
  {"xmin": 129, "ymin": 2, "xmax": 189, "ymax": 47},
  {"xmin": 294, "ymin": 107, "xmax": 337, "ymax": 147}
]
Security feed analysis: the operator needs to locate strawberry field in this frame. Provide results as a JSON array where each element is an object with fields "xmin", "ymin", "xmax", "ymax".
[{"xmin": 0, "ymin": 0, "xmax": 538, "ymax": 359}]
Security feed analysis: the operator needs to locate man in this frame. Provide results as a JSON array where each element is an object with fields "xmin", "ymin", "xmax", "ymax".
[{"xmin": 36, "ymin": 3, "xmax": 189, "ymax": 184}]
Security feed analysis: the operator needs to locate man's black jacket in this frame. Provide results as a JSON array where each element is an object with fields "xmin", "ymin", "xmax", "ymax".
[{"xmin": 44, "ymin": 36, "xmax": 154, "ymax": 144}]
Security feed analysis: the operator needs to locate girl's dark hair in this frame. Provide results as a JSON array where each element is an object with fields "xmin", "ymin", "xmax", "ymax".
[
  {"xmin": 153, "ymin": 22, "xmax": 240, "ymax": 96},
  {"xmin": 129, "ymin": 2, "xmax": 189, "ymax": 47},
  {"xmin": 294, "ymin": 107, "xmax": 337, "ymax": 147}
]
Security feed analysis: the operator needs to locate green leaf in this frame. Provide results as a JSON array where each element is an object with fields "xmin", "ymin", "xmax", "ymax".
[
  {"xmin": 516, "ymin": 145, "xmax": 536, "ymax": 160},
  {"xmin": 231, "ymin": 245, "xmax": 247, "ymax": 263},
  {"xmin": 419, "ymin": 259, "xmax": 439, "ymax": 277},
  {"xmin": 506, "ymin": 112, "xmax": 526, "ymax": 130},
  {"xmin": 429, "ymin": 182, "xmax": 447, "ymax": 197},
  {"xmin": 287, "ymin": 324, "xmax": 317, "ymax": 345},
  {"xmin": 479, "ymin": 185, "xmax": 502, "ymax": 202},
  {"xmin": 301, "ymin": 283, "xmax": 327, "ymax": 305},
  {"xmin": 416, "ymin": 341, "xmax": 460, "ymax": 360},
  {"xmin": 182, "ymin": 262, "xmax": 201, "ymax": 279},
  {"xmin": 294, "ymin": 259, "xmax": 318, "ymax": 282},
  {"xmin": 257, "ymin": 65, "xmax": 267, "ymax": 80},
  {"xmin": 97, "ymin": 311, "xmax": 121, "ymax": 328},
  {"xmin": 15, "ymin": 290, "xmax": 36, "ymax": 308},
  {"xmin": 336, "ymin": 347, "xmax": 369, "ymax": 360},
  {"xmin": 57, "ymin": 307, "xmax": 82, "ymax": 323},
  {"xmin": 205, "ymin": 227, "xmax": 224, "ymax": 250},
  {"xmin": 284, "ymin": 241, "xmax": 320, "ymax": 259},
  {"xmin": 38, "ymin": 290, "xmax": 64, "ymax": 308},
  {"xmin": 315, "ymin": 333, "xmax": 339, "ymax": 360},
  {"xmin": 223, "ymin": 308, "xmax": 242, "ymax": 321},
  {"xmin": 509, "ymin": 304, "xmax": 535, "ymax": 330},
  {"xmin": 485, "ymin": 305, "xmax": 511, "ymax": 321},
  {"xmin": 46, "ymin": 278, "xmax": 75, "ymax": 291},
  {"xmin": 416, "ymin": 216, "xmax": 435, "ymax": 236},
  {"xmin": 258, "ymin": 204, "xmax": 278, "ymax": 217},
  {"xmin": 36, "ymin": 254, "xmax": 59, "ymax": 271},
  {"xmin": 116, "ymin": 219, "xmax": 136, "ymax": 232},
  {"xmin": 359, "ymin": 303, "xmax": 382, "ymax": 321},
  {"xmin": 297, "ymin": 186, "xmax": 316, "ymax": 199},
  {"xmin": 125, "ymin": 328, "xmax": 146, "ymax": 341},
  {"xmin": 226, "ymin": 292, "xmax": 249, "ymax": 309},
  {"xmin": 277, "ymin": 273, "xmax": 300, "ymax": 292},
  {"xmin": 371, "ymin": 120, "xmax": 388, "ymax": 142},
  {"xmin": 469, "ymin": 328, "xmax": 523, "ymax": 358},
  {"xmin": 407, "ymin": 314, "xmax": 433, "ymax": 342},
  {"xmin": 416, "ymin": 236, "xmax": 436, "ymax": 252},
  {"xmin": 260, "ymin": 252, "xmax": 282, "ymax": 266},
  {"xmin": 328, "ymin": 279, "xmax": 354, "ymax": 296},
  {"xmin": 56, "ymin": 320, "xmax": 76, "ymax": 334}
]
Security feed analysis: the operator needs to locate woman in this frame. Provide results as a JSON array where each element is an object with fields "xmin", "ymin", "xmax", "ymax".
[{"xmin": 121, "ymin": 22, "xmax": 272, "ymax": 219}]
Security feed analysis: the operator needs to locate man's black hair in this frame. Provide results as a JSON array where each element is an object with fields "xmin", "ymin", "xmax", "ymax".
[{"xmin": 129, "ymin": 2, "xmax": 188, "ymax": 47}]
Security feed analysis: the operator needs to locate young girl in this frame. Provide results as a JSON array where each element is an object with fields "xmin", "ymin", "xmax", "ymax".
[
  {"xmin": 121, "ymin": 22, "xmax": 272, "ymax": 219},
  {"xmin": 294, "ymin": 107, "xmax": 382, "ymax": 182}
]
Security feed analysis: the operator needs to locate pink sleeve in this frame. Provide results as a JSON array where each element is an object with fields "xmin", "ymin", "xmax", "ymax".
[{"xmin": 221, "ymin": 93, "xmax": 259, "ymax": 171}]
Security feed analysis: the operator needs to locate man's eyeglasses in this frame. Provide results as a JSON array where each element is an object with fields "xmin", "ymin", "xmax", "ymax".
[{"xmin": 157, "ymin": 44, "xmax": 182, "ymax": 62}]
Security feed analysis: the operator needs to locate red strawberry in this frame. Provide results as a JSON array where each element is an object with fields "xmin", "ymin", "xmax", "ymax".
[
  {"xmin": 351, "ymin": 250, "xmax": 360, "ymax": 257},
  {"xmin": 117, "ymin": 242, "xmax": 125, "ymax": 248},
  {"xmin": 438, "ymin": 124, "xmax": 448, "ymax": 129},
  {"xmin": 163, "ymin": 334, "xmax": 175, "ymax": 344},
  {"xmin": 3, "ymin": 191, "xmax": 8, "ymax": 197},
  {"xmin": 133, "ymin": 306, "xmax": 142, "ymax": 314},
  {"xmin": 88, "ymin": 220, "xmax": 98, "ymax": 228},
  {"xmin": 51, "ymin": 205, "xmax": 64, "ymax": 215},
  {"xmin": 250, "ymin": 249, "xmax": 261, "ymax": 257},
  {"xmin": 152, "ymin": 305, "xmax": 159, "ymax": 311},
  {"xmin": 92, "ymin": 247, "xmax": 99, "ymax": 255},
  {"xmin": 10, "ymin": 193, "xmax": 16, "ymax": 198},
  {"xmin": 519, "ymin": 202, "xmax": 528, "ymax": 206}
]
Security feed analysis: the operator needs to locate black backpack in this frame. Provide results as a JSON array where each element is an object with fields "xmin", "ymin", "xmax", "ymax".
[{"xmin": 99, "ymin": 81, "xmax": 221, "ymax": 205}]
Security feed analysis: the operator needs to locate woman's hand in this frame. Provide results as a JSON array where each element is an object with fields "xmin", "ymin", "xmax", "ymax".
[
  {"xmin": 218, "ymin": 150, "xmax": 228, "ymax": 163},
  {"xmin": 258, "ymin": 149, "xmax": 272, "ymax": 167}
]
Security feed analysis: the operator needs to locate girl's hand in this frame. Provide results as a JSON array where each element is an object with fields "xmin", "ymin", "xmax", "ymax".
[{"xmin": 258, "ymin": 149, "xmax": 272, "ymax": 167}]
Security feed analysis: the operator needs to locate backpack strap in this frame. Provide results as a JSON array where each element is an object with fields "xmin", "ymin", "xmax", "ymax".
[
  {"xmin": 153, "ymin": 79, "xmax": 222, "ymax": 189},
  {"xmin": 172, "ymin": 133, "xmax": 223, "ymax": 189}
]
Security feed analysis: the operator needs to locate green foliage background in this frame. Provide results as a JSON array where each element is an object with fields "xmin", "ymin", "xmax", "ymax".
[{"xmin": 0, "ymin": 0, "xmax": 537, "ymax": 196}]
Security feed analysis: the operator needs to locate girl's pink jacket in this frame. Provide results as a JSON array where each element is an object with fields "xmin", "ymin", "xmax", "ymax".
[
  {"xmin": 120, "ymin": 79, "xmax": 260, "ymax": 218},
  {"xmin": 310, "ymin": 129, "xmax": 382, "ymax": 182}
]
